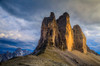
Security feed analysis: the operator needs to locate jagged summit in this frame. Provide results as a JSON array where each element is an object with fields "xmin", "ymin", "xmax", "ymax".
[
  {"xmin": 50, "ymin": 12, "xmax": 55, "ymax": 18},
  {"xmin": 63, "ymin": 12, "xmax": 70, "ymax": 17},
  {"xmin": 33, "ymin": 12, "xmax": 88, "ymax": 55},
  {"xmin": 73, "ymin": 24, "xmax": 82, "ymax": 32}
]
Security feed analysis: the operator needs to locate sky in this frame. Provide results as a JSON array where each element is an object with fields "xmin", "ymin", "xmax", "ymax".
[{"xmin": 0, "ymin": 0, "xmax": 100, "ymax": 54}]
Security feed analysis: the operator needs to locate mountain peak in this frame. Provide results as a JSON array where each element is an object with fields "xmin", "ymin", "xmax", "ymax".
[
  {"xmin": 33, "ymin": 12, "xmax": 88, "ymax": 55},
  {"xmin": 50, "ymin": 12, "xmax": 55, "ymax": 18},
  {"xmin": 0, "ymin": 48, "xmax": 31, "ymax": 62},
  {"xmin": 73, "ymin": 24, "xmax": 82, "ymax": 31},
  {"xmin": 63, "ymin": 12, "xmax": 70, "ymax": 17},
  {"xmin": 32, "ymin": 12, "xmax": 100, "ymax": 56}
]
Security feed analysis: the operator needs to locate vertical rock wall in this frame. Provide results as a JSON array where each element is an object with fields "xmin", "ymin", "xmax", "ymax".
[
  {"xmin": 57, "ymin": 12, "xmax": 74, "ymax": 51},
  {"xmin": 33, "ymin": 12, "xmax": 88, "ymax": 55},
  {"xmin": 73, "ymin": 25, "xmax": 87, "ymax": 53}
]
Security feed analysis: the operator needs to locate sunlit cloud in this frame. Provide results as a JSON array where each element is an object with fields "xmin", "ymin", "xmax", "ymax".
[{"xmin": 0, "ymin": 7, "xmax": 40, "ymax": 42}]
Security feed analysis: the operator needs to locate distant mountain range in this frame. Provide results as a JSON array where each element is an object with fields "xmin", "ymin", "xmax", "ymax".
[{"xmin": 0, "ymin": 48, "xmax": 31, "ymax": 62}]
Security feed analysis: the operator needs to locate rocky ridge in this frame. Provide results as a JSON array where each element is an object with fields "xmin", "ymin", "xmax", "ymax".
[{"xmin": 0, "ymin": 48, "xmax": 31, "ymax": 62}]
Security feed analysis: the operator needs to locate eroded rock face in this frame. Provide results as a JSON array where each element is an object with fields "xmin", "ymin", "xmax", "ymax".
[
  {"xmin": 57, "ymin": 12, "xmax": 74, "ymax": 51},
  {"xmin": 73, "ymin": 25, "xmax": 87, "ymax": 53},
  {"xmin": 33, "ymin": 12, "xmax": 88, "ymax": 55},
  {"xmin": 39, "ymin": 12, "xmax": 57, "ymax": 47},
  {"xmin": 33, "ymin": 12, "xmax": 59, "ymax": 55}
]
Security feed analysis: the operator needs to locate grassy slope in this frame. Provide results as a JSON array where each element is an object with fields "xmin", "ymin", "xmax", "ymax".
[{"xmin": 0, "ymin": 48, "xmax": 100, "ymax": 66}]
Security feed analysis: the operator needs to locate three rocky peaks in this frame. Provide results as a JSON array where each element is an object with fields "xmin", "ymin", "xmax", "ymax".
[{"xmin": 33, "ymin": 12, "xmax": 87, "ymax": 55}]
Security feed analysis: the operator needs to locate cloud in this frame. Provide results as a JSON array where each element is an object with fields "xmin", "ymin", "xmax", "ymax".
[
  {"xmin": 0, "ymin": 43, "xmax": 18, "ymax": 48},
  {"xmin": 5, "ymin": 44, "xmax": 18, "ymax": 48},
  {"xmin": 0, "ymin": 0, "xmax": 54, "ymax": 20},
  {"xmin": 0, "ymin": 0, "xmax": 100, "ymax": 54},
  {"xmin": 0, "ymin": 30, "xmax": 37, "ymax": 41},
  {"xmin": 88, "ymin": 42, "xmax": 100, "ymax": 54},
  {"xmin": 0, "ymin": 33, "xmax": 6, "ymax": 38},
  {"xmin": 0, "ymin": 7, "xmax": 40, "ymax": 42},
  {"xmin": 1, "ymin": 0, "xmax": 100, "ymax": 31},
  {"xmin": 0, "ymin": 38, "xmax": 37, "ymax": 53},
  {"xmin": 0, "ymin": 0, "xmax": 100, "ymax": 25}
]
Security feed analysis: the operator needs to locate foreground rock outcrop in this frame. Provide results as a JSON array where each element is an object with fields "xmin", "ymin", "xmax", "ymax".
[{"xmin": 33, "ymin": 12, "xmax": 88, "ymax": 55}]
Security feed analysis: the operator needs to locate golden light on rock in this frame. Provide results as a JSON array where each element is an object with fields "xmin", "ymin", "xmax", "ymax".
[
  {"xmin": 33, "ymin": 12, "xmax": 88, "ymax": 55},
  {"xmin": 65, "ymin": 17, "xmax": 74, "ymax": 51}
]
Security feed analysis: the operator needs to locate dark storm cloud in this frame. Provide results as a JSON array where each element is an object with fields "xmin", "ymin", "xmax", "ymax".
[
  {"xmin": 0, "ymin": 0, "xmax": 56, "ymax": 20},
  {"xmin": 0, "ymin": 38, "xmax": 37, "ymax": 53},
  {"xmin": 0, "ymin": 0, "xmax": 100, "ymax": 25},
  {"xmin": 0, "ymin": 38, "xmax": 25, "ymax": 45}
]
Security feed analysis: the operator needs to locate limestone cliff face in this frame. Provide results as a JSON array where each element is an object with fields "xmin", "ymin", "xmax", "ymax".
[
  {"xmin": 73, "ymin": 25, "xmax": 87, "ymax": 53},
  {"xmin": 39, "ymin": 12, "xmax": 57, "ymax": 47},
  {"xmin": 33, "ymin": 12, "xmax": 88, "ymax": 55},
  {"xmin": 57, "ymin": 12, "xmax": 74, "ymax": 51},
  {"xmin": 33, "ymin": 12, "xmax": 58, "ymax": 54}
]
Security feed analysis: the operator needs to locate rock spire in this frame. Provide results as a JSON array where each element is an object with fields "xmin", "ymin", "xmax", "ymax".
[
  {"xmin": 73, "ymin": 25, "xmax": 87, "ymax": 53},
  {"xmin": 33, "ymin": 12, "xmax": 88, "ymax": 55}
]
